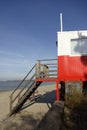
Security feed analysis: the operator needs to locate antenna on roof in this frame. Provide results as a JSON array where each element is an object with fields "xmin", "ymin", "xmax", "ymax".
[{"xmin": 60, "ymin": 13, "xmax": 63, "ymax": 32}]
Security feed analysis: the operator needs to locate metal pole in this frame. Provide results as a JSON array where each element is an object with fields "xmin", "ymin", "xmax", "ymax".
[{"xmin": 60, "ymin": 13, "xmax": 63, "ymax": 32}]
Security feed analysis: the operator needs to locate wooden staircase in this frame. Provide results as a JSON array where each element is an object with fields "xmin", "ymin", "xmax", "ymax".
[{"xmin": 9, "ymin": 59, "xmax": 57, "ymax": 116}]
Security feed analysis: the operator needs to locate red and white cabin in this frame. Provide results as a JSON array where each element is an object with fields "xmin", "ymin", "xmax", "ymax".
[{"xmin": 57, "ymin": 30, "xmax": 87, "ymax": 81}]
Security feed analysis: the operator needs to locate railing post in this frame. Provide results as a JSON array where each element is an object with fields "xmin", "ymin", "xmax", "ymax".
[
  {"xmin": 36, "ymin": 60, "xmax": 40, "ymax": 79},
  {"xmin": 43, "ymin": 65, "xmax": 49, "ymax": 78}
]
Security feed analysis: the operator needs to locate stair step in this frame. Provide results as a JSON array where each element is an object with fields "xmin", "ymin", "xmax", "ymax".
[{"xmin": 9, "ymin": 81, "xmax": 42, "ymax": 116}]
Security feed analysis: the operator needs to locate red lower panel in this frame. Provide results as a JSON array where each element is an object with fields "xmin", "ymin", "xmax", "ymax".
[{"xmin": 58, "ymin": 56, "xmax": 87, "ymax": 81}]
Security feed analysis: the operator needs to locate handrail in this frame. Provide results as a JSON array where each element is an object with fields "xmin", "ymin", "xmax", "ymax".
[
  {"xmin": 49, "ymin": 70, "xmax": 57, "ymax": 72},
  {"xmin": 12, "ymin": 74, "xmax": 36, "ymax": 103},
  {"xmin": 17, "ymin": 74, "xmax": 36, "ymax": 96},
  {"xmin": 9, "ymin": 64, "xmax": 36, "ymax": 113},
  {"xmin": 46, "ymin": 63, "xmax": 57, "ymax": 65},
  {"xmin": 39, "ymin": 59, "xmax": 57, "ymax": 61},
  {"xmin": 10, "ymin": 64, "xmax": 36, "ymax": 96}
]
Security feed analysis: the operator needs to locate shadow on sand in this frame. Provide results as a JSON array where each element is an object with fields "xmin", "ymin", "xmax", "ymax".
[
  {"xmin": 20, "ymin": 90, "xmax": 56, "ymax": 111},
  {"xmin": 35, "ymin": 101, "xmax": 64, "ymax": 130},
  {"xmin": 0, "ymin": 90, "xmax": 56, "ymax": 130}
]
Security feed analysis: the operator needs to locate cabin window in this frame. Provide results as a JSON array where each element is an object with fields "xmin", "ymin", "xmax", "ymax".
[{"xmin": 71, "ymin": 38, "xmax": 87, "ymax": 56}]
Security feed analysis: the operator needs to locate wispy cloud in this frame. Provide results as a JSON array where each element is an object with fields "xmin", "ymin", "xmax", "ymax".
[
  {"xmin": 0, "ymin": 50, "xmax": 25, "ymax": 58},
  {"xmin": 0, "ymin": 50, "xmax": 33, "ymax": 80},
  {"xmin": 0, "ymin": 58, "xmax": 30, "ymax": 67},
  {"xmin": 0, "ymin": 71, "xmax": 26, "ymax": 80},
  {"xmin": 0, "ymin": 49, "xmax": 31, "ymax": 69}
]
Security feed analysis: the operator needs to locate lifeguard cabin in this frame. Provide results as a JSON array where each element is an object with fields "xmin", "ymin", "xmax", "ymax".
[
  {"xmin": 57, "ymin": 30, "xmax": 87, "ymax": 99},
  {"xmin": 57, "ymin": 30, "xmax": 87, "ymax": 81}
]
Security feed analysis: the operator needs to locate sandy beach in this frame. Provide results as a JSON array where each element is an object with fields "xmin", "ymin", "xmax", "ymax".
[{"xmin": 0, "ymin": 84, "xmax": 56, "ymax": 130}]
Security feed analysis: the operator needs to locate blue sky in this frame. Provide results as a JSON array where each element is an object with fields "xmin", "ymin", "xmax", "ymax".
[{"xmin": 0, "ymin": 0, "xmax": 87, "ymax": 80}]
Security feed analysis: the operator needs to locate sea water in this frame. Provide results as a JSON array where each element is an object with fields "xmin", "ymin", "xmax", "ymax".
[{"xmin": 0, "ymin": 81, "xmax": 54, "ymax": 91}]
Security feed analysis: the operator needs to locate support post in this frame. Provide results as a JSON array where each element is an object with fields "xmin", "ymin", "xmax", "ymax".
[
  {"xmin": 36, "ymin": 60, "xmax": 40, "ymax": 79},
  {"xmin": 56, "ymin": 81, "xmax": 59, "ymax": 100}
]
